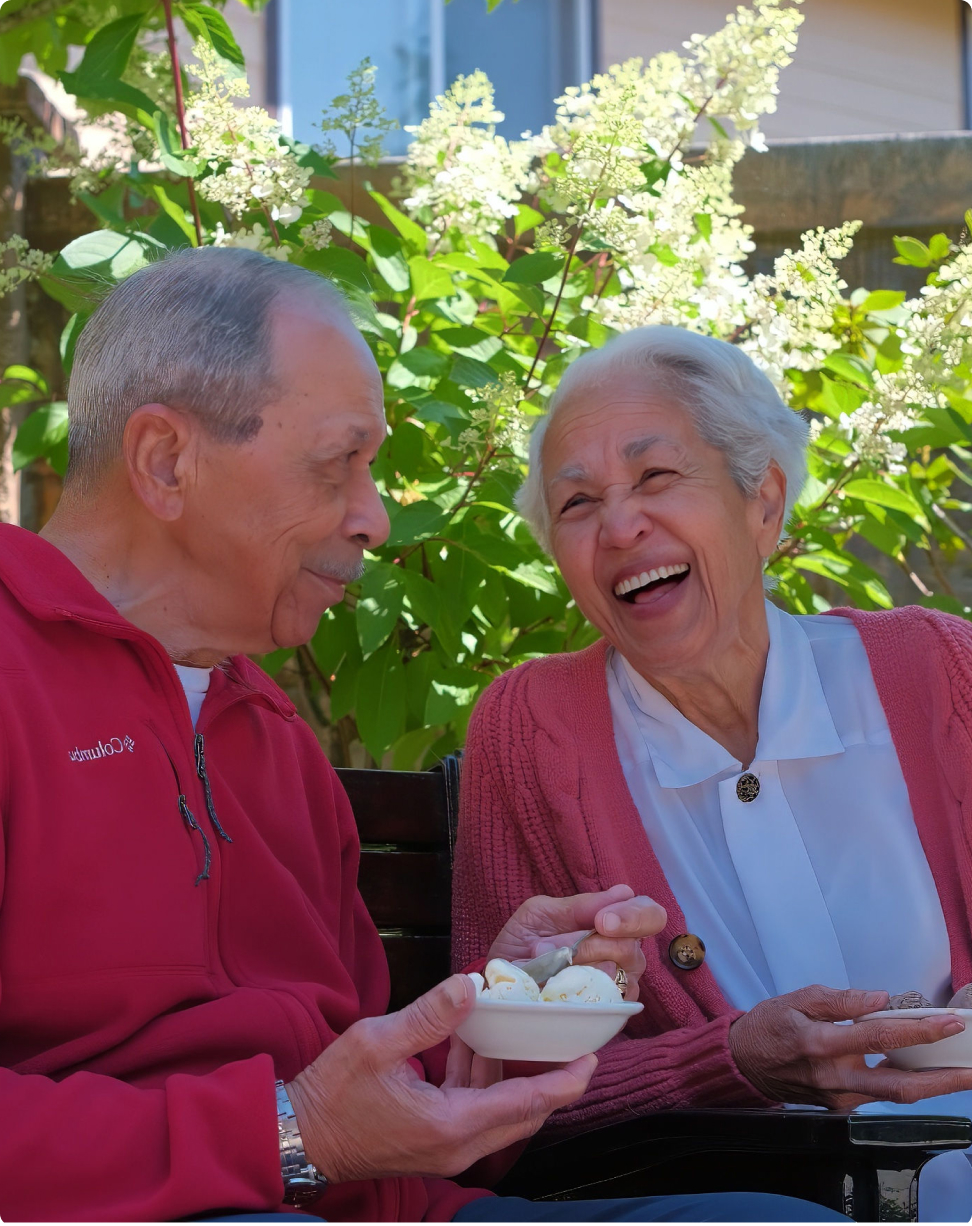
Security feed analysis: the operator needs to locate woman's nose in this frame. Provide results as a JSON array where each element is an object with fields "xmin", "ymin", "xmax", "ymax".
[{"xmin": 598, "ymin": 491, "xmax": 652, "ymax": 549}]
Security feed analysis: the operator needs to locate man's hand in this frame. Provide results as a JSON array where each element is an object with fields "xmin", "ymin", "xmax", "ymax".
[
  {"xmin": 286, "ymin": 974, "xmax": 596, "ymax": 1184},
  {"xmin": 487, "ymin": 884, "xmax": 667, "ymax": 1002},
  {"xmin": 729, "ymin": 985, "xmax": 972, "ymax": 1109}
]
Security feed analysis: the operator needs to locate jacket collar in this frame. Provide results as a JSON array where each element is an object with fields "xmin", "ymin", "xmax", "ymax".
[{"xmin": 0, "ymin": 524, "xmax": 295, "ymax": 721}]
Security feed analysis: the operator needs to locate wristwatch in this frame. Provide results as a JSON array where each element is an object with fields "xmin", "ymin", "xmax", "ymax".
[{"xmin": 275, "ymin": 1079, "xmax": 329, "ymax": 1207}]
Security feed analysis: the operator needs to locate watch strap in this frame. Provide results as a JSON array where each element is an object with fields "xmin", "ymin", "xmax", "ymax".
[{"xmin": 275, "ymin": 1079, "xmax": 328, "ymax": 1207}]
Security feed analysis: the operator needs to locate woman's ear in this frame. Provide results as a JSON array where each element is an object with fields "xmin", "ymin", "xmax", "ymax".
[
  {"xmin": 754, "ymin": 460, "xmax": 787, "ymax": 558},
  {"xmin": 123, "ymin": 404, "xmax": 195, "ymax": 522}
]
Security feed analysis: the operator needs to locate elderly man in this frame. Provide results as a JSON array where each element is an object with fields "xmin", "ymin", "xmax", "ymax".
[{"xmin": 0, "ymin": 248, "xmax": 842, "ymax": 1223}]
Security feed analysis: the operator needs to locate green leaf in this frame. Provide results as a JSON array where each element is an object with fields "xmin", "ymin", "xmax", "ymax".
[
  {"xmin": 355, "ymin": 563, "xmax": 405, "ymax": 657},
  {"xmin": 693, "ymin": 212, "xmax": 713, "ymax": 241},
  {"xmin": 502, "ymin": 251, "xmax": 564, "ymax": 285},
  {"xmin": 152, "ymin": 110, "xmax": 199, "ymax": 177},
  {"xmin": 928, "ymin": 232, "xmax": 951, "ymax": 262},
  {"xmin": 401, "ymin": 570, "xmax": 463, "ymax": 659},
  {"xmin": 65, "ymin": 12, "xmax": 145, "ymax": 85},
  {"xmin": 385, "ymin": 500, "xmax": 450, "ymax": 547},
  {"xmin": 449, "ymin": 354, "xmax": 496, "ymax": 389},
  {"xmin": 370, "ymin": 190, "xmax": 427, "ymax": 253},
  {"xmin": 258, "ymin": 647, "xmax": 295, "ymax": 678},
  {"xmin": 301, "ymin": 245, "xmax": 373, "ymax": 293},
  {"xmin": 59, "ymin": 312, "xmax": 86, "ymax": 376},
  {"xmin": 60, "ymin": 71, "xmax": 157, "ymax": 126},
  {"xmin": 13, "ymin": 401, "xmax": 69, "ymax": 475},
  {"xmin": 892, "ymin": 235, "xmax": 932, "ymax": 267},
  {"xmin": 40, "ymin": 230, "xmax": 166, "ymax": 313},
  {"xmin": 147, "ymin": 183, "xmax": 197, "ymax": 244},
  {"xmin": 859, "ymin": 290, "xmax": 906, "ymax": 313},
  {"xmin": 818, "ymin": 374, "xmax": 866, "ymax": 419},
  {"xmin": 355, "ymin": 640, "xmax": 407, "ymax": 761},
  {"xmin": 842, "ymin": 478, "xmax": 925, "ymax": 519},
  {"xmin": 177, "ymin": 2, "xmax": 245, "ymax": 66},
  {"xmin": 514, "ymin": 204, "xmax": 545, "ymax": 238},
  {"xmin": 409, "ymin": 256, "xmax": 455, "ymax": 302},
  {"xmin": 822, "ymin": 352, "xmax": 872, "ymax": 386},
  {"xmin": 424, "ymin": 667, "xmax": 486, "ymax": 725},
  {"xmin": 369, "ymin": 226, "xmax": 410, "ymax": 292},
  {"xmin": 435, "ymin": 326, "xmax": 502, "ymax": 362}
]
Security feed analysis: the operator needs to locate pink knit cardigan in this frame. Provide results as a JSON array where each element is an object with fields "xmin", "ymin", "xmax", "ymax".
[{"xmin": 453, "ymin": 606, "xmax": 972, "ymax": 1138}]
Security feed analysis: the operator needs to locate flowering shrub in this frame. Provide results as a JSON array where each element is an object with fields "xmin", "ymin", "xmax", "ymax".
[{"xmin": 4, "ymin": 0, "xmax": 972, "ymax": 766}]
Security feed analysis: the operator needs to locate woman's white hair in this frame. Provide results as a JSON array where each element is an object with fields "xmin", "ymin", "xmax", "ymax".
[{"xmin": 516, "ymin": 325, "xmax": 809, "ymax": 553}]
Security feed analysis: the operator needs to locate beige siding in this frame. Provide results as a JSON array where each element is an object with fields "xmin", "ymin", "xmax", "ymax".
[{"xmin": 598, "ymin": 0, "xmax": 965, "ymax": 138}]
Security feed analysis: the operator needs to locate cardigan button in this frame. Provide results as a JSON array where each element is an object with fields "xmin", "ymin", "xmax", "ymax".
[
  {"xmin": 669, "ymin": 934, "xmax": 706, "ymax": 971},
  {"xmin": 736, "ymin": 772, "xmax": 760, "ymax": 802}
]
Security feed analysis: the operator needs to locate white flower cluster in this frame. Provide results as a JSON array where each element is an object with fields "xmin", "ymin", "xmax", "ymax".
[
  {"xmin": 299, "ymin": 218, "xmax": 333, "ymax": 250},
  {"xmin": 187, "ymin": 41, "xmax": 310, "ymax": 222},
  {"xmin": 401, "ymin": 72, "xmax": 536, "ymax": 246},
  {"xmin": 0, "ymin": 235, "xmax": 55, "ymax": 298},
  {"xmin": 742, "ymin": 222, "xmax": 862, "ymax": 381},
  {"xmin": 459, "ymin": 371, "xmax": 529, "ymax": 465},
  {"xmin": 211, "ymin": 222, "xmax": 290, "ymax": 260}
]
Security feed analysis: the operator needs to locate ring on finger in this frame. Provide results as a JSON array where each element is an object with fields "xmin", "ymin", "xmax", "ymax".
[{"xmin": 615, "ymin": 967, "xmax": 628, "ymax": 999}]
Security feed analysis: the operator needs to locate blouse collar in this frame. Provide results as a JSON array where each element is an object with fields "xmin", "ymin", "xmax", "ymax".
[{"xmin": 615, "ymin": 599, "xmax": 845, "ymax": 789}]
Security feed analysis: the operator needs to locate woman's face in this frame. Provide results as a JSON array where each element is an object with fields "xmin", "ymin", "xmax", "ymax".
[{"xmin": 543, "ymin": 374, "xmax": 786, "ymax": 675}]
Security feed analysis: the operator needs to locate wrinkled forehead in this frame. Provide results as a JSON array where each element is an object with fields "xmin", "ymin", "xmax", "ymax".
[{"xmin": 542, "ymin": 373, "xmax": 695, "ymax": 475}]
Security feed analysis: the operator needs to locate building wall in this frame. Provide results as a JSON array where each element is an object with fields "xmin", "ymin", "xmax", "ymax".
[{"xmin": 599, "ymin": 0, "xmax": 966, "ymax": 138}]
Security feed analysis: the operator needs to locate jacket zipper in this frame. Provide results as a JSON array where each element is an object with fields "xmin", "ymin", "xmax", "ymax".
[
  {"xmin": 179, "ymin": 793, "xmax": 212, "ymax": 886},
  {"xmin": 194, "ymin": 733, "xmax": 232, "ymax": 844}
]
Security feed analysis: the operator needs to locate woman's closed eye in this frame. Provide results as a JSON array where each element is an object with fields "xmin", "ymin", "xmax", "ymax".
[
  {"xmin": 637, "ymin": 468, "xmax": 675, "ymax": 487},
  {"xmin": 560, "ymin": 492, "xmax": 594, "ymax": 515}
]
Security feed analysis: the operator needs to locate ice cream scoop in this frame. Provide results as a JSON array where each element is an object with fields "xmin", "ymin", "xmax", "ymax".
[
  {"xmin": 888, "ymin": 991, "xmax": 933, "ymax": 1010},
  {"xmin": 948, "ymin": 983, "xmax": 972, "ymax": 1009},
  {"xmin": 540, "ymin": 964, "xmax": 623, "ymax": 1005},
  {"xmin": 483, "ymin": 958, "xmax": 541, "ymax": 1002}
]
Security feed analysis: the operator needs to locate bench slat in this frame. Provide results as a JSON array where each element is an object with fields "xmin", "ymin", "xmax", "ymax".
[
  {"xmin": 337, "ymin": 768, "xmax": 450, "ymax": 845},
  {"xmin": 358, "ymin": 849, "xmax": 452, "ymax": 927}
]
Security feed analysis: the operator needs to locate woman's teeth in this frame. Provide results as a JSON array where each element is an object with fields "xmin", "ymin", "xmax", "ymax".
[{"xmin": 613, "ymin": 563, "xmax": 690, "ymax": 598}]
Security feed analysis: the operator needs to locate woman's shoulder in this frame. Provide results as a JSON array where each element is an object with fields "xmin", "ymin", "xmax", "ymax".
[
  {"xmin": 824, "ymin": 604, "xmax": 972, "ymax": 694},
  {"xmin": 470, "ymin": 639, "xmax": 610, "ymax": 737}
]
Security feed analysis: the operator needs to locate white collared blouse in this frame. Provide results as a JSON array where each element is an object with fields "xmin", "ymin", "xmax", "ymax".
[{"xmin": 607, "ymin": 599, "xmax": 952, "ymax": 1013}]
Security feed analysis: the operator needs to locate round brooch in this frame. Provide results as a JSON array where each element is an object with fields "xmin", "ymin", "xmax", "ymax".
[{"xmin": 736, "ymin": 772, "xmax": 760, "ymax": 803}]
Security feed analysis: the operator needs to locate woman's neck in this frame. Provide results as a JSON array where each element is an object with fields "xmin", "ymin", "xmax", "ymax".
[{"xmin": 635, "ymin": 602, "xmax": 770, "ymax": 767}]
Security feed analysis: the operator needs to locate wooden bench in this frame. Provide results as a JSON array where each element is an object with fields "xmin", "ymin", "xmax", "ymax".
[{"xmin": 336, "ymin": 756, "xmax": 972, "ymax": 1222}]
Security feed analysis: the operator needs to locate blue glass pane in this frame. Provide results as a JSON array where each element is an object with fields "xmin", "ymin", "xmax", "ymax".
[
  {"xmin": 444, "ymin": 0, "xmax": 556, "ymax": 140},
  {"xmin": 286, "ymin": 0, "xmax": 430, "ymax": 156}
]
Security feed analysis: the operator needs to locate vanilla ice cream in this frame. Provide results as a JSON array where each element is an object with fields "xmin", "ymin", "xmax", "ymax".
[
  {"xmin": 540, "ymin": 965, "xmax": 623, "ymax": 1005},
  {"xmin": 483, "ymin": 958, "xmax": 541, "ymax": 1001}
]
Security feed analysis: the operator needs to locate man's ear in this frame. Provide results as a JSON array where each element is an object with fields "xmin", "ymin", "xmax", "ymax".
[
  {"xmin": 754, "ymin": 460, "xmax": 787, "ymax": 558},
  {"xmin": 123, "ymin": 404, "xmax": 195, "ymax": 522}
]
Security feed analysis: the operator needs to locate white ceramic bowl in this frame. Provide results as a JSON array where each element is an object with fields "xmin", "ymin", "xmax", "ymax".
[
  {"xmin": 455, "ymin": 996, "xmax": 643, "ymax": 1062},
  {"xmin": 858, "ymin": 1008, "xmax": 972, "ymax": 1069}
]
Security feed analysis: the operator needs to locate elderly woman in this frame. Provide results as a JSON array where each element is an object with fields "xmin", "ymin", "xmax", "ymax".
[{"xmin": 453, "ymin": 325, "xmax": 972, "ymax": 1209}]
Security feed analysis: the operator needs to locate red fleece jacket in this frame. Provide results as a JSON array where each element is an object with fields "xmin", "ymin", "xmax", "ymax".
[
  {"xmin": 454, "ymin": 604, "xmax": 972, "ymax": 1138},
  {"xmin": 0, "ymin": 524, "xmax": 485, "ymax": 1223}
]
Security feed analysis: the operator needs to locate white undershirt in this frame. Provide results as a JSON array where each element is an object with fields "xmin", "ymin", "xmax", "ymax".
[{"xmin": 173, "ymin": 663, "xmax": 213, "ymax": 730}]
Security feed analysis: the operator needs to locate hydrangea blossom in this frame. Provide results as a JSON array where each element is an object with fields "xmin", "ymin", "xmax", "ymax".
[{"xmin": 187, "ymin": 41, "xmax": 310, "ymax": 222}]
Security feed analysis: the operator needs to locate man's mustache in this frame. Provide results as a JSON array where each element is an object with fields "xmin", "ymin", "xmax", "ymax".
[{"xmin": 311, "ymin": 556, "xmax": 366, "ymax": 585}]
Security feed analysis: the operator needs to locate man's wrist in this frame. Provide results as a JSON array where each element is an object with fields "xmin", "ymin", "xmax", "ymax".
[{"xmin": 276, "ymin": 1079, "xmax": 328, "ymax": 1207}]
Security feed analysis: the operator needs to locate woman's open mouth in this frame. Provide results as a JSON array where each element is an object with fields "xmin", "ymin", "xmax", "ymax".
[{"xmin": 613, "ymin": 563, "xmax": 690, "ymax": 604}]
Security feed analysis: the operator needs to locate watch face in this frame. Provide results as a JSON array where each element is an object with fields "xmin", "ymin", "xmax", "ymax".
[{"xmin": 283, "ymin": 1175, "xmax": 327, "ymax": 1207}]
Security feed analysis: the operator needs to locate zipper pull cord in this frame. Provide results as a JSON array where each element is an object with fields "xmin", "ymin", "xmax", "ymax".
[
  {"xmin": 194, "ymin": 733, "xmax": 232, "ymax": 843},
  {"xmin": 179, "ymin": 794, "xmax": 211, "ymax": 886}
]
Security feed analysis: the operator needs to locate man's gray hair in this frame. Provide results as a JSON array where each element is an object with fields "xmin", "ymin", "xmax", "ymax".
[
  {"xmin": 516, "ymin": 325, "xmax": 809, "ymax": 552},
  {"xmin": 66, "ymin": 246, "xmax": 350, "ymax": 489}
]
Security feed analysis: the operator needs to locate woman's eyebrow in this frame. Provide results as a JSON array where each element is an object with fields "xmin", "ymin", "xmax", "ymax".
[
  {"xmin": 549, "ymin": 463, "xmax": 590, "ymax": 486},
  {"xmin": 620, "ymin": 434, "xmax": 665, "ymax": 461}
]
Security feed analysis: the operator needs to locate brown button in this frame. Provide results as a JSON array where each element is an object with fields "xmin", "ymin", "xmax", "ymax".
[
  {"xmin": 669, "ymin": 934, "xmax": 706, "ymax": 970},
  {"xmin": 736, "ymin": 772, "xmax": 760, "ymax": 803}
]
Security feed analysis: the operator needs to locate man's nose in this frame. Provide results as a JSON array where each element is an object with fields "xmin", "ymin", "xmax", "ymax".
[{"xmin": 347, "ymin": 471, "xmax": 391, "ymax": 549}]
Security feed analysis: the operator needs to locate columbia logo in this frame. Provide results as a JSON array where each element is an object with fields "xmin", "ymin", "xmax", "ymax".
[{"xmin": 68, "ymin": 735, "xmax": 135, "ymax": 763}]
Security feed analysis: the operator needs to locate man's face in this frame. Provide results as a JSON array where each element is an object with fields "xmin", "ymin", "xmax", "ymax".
[{"xmin": 176, "ymin": 301, "xmax": 389, "ymax": 653}]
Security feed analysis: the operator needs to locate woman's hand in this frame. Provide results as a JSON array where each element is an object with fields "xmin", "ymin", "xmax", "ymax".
[
  {"xmin": 487, "ymin": 884, "xmax": 667, "ymax": 1002},
  {"xmin": 729, "ymin": 984, "xmax": 972, "ymax": 1109}
]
